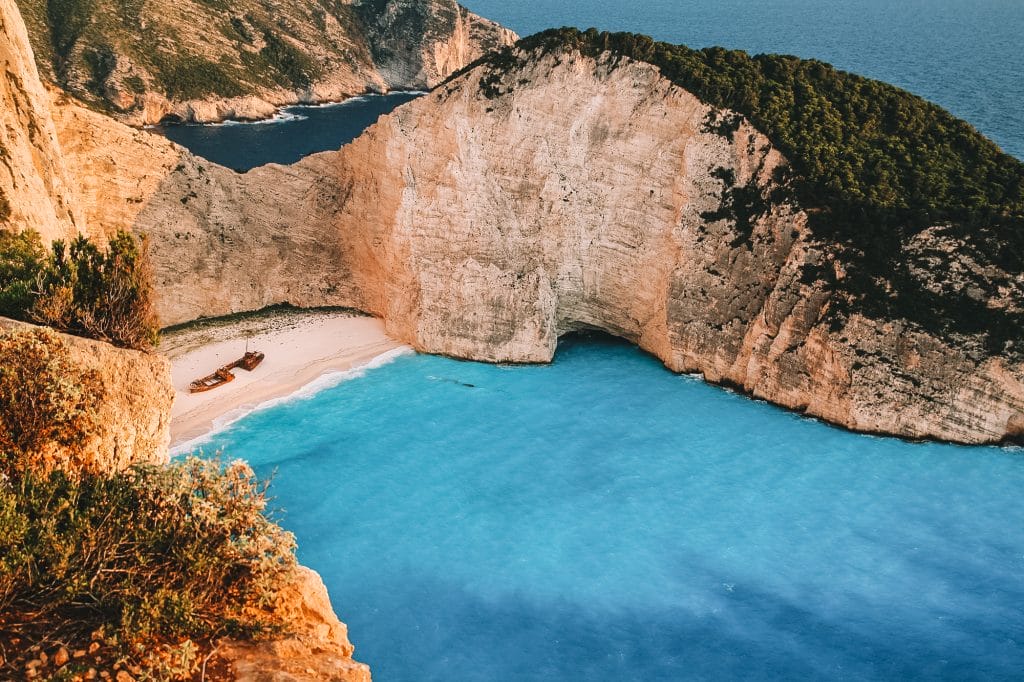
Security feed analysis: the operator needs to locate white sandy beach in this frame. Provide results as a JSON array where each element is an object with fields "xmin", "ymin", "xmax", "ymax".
[{"xmin": 162, "ymin": 310, "xmax": 404, "ymax": 451}]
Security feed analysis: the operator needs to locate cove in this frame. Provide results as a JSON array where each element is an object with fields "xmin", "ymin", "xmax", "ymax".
[
  {"xmin": 152, "ymin": 92, "xmax": 422, "ymax": 171},
  {"xmin": 193, "ymin": 335, "xmax": 1024, "ymax": 681}
]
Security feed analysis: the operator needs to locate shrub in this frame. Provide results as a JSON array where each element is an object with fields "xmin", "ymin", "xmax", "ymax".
[
  {"xmin": 0, "ymin": 229, "xmax": 45, "ymax": 319},
  {"xmin": 30, "ymin": 231, "xmax": 161, "ymax": 350},
  {"xmin": 259, "ymin": 29, "xmax": 321, "ymax": 88},
  {"xmin": 83, "ymin": 43, "xmax": 118, "ymax": 96},
  {"xmin": 45, "ymin": 0, "xmax": 94, "ymax": 81},
  {"xmin": 0, "ymin": 457, "xmax": 297, "ymax": 677},
  {"xmin": 0, "ymin": 327, "xmax": 103, "ymax": 478},
  {"xmin": 152, "ymin": 53, "xmax": 245, "ymax": 100}
]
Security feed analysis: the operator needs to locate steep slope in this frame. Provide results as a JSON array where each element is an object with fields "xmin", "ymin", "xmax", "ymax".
[
  {"xmin": 0, "ymin": 0, "xmax": 82, "ymax": 242},
  {"xmin": 15, "ymin": 0, "xmax": 515, "ymax": 124},
  {"xmin": 48, "ymin": 35, "xmax": 1024, "ymax": 444}
]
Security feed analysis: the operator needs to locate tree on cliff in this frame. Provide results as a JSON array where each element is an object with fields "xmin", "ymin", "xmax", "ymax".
[
  {"xmin": 0, "ymin": 229, "xmax": 45, "ymax": 319},
  {"xmin": 0, "ymin": 228, "xmax": 160, "ymax": 350}
]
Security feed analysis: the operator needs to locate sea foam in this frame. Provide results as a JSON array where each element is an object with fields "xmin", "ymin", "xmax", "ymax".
[{"xmin": 170, "ymin": 345, "xmax": 414, "ymax": 456}]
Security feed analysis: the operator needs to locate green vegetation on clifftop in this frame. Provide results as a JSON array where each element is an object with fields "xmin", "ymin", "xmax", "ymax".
[
  {"xmin": 502, "ymin": 28, "xmax": 1024, "ymax": 227},
  {"xmin": 0, "ymin": 230, "xmax": 160, "ymax": 351},
  {"xmin": 0, "ymin": 327, "xmax": 297, "ymax": 679}
]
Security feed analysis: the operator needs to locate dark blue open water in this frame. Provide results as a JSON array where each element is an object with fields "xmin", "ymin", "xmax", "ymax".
[
  {"xmin": 187, "ymin": 337, "xmax": 1024, "ymax": 681},
  {"xmin": 153, "ymin": 92, "xmax": 422, "ymax": 171}
]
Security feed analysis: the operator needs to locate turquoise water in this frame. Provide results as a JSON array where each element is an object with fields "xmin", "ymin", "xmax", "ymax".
[{"xmin": 195, "ymin": 336, "xmax": 1024, "ymax": 680}]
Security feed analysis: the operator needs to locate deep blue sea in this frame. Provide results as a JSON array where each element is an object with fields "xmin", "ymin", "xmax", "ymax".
[
  {"xmin": 173, "ymin": 2, "xmax": 1024, "ymax": 678},
  {"xmin": 191, "ymin": 336, "xmax": 1024, "ymax": 681},
  {"xmin": 153, "ymin": 92, "xmax": 422, "ymax": 171}
]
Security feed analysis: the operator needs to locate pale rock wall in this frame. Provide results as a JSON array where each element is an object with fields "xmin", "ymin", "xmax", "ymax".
[
  {"xmin": 363, "ymin": 0, "xmax": 517, "ymax": 89},
  {"xmin": 325, "ymin": 52, "xmax": 1024, "ymax": 445},
  {"xmin": 222, "ymin": 566, "xmax": 372, "ymax": 682},
  {"xmin": 0, "ymin": 317, "xmax": 173, "ymax": 470},
  {"xmin": 0, "ymin": 0, "xmax": 82, "ymax": 242},
  {"xmin": 49, "ymin": 98, "xmax": 360, "ymax": 316}
]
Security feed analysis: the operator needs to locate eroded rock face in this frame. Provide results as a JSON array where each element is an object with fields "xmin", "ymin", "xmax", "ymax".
[
  {"xmin": 44, "ymin": 43, "xmax": 1023, "ymax": 444},
  {"xmin": 0, "ymin": 317, "xmax": 173, "ymax": 471},
  {"xmin": 221, "ymin": 566, "xmax": 372, "ymax": 682},
  {"xmin": 359, "ymin": 0, "xmax": 517, "ymax": 89},
  {"xmin": 0, "ymin": 0, "xmax": 82, "ymax": 242},
  {"xmin": 325, "ymin": 52, "xmax": 1024, "ymax": 445}
]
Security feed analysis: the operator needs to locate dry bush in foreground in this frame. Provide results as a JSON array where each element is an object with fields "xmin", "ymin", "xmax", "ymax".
[{"xmin": 0, "ymin": 326, "xmax": 104, "ymax": 477}]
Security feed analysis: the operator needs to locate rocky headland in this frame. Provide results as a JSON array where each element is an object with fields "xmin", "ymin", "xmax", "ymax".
[{"xmin": 15, "ymin": 0, "xmax": 516, "ymax": 124}]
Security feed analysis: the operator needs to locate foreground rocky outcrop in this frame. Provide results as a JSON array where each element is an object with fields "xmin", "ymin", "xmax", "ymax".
[
  {"xmin": 46, "ymin": 37, "xmax": 1024, "ymax": 445},
  {"xmin": 222, "ymin": 566, "xmax": 372, "ymax": 682},
  {"xmin": 0, "ymin": 317, "xmax": 371, "ymax": 680},
  {"xmin": 0, "ymin": 317, "xmax": 173, "ymax": 471},
  {"xmin": 15, "ymin": 0, "xmax": 514, "ymax": 124},
  {"xmin": 1, "ymin": 2, "xmax": 373, "ymax": 674}
]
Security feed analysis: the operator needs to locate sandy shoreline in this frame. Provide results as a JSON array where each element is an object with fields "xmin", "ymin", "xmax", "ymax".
[{"xmin": 162, "ymin": 309, "xmax": 404, "ymax": 451}]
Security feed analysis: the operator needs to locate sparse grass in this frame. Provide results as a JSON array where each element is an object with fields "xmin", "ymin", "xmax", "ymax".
[{"xmin": 151, "ymin": 53, "xmax": 246, "ymax": 100}]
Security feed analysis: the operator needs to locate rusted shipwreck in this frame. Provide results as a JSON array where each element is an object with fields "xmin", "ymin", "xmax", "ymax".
[{"xmin": 189, "ymin": 350, "xmax": 265, "ymax": 393}]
